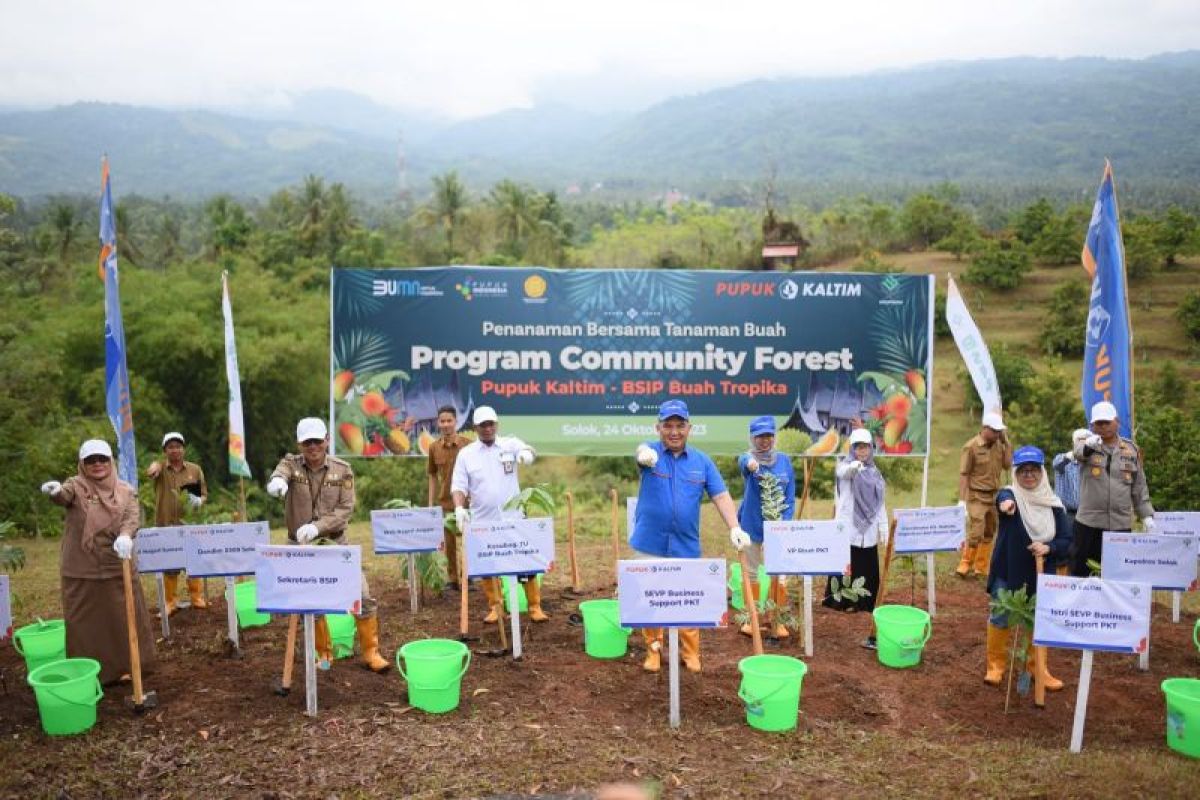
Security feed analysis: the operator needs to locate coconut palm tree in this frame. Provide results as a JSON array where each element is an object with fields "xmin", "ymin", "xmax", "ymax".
[{"xmin": 427, "ymin": 171, "xmax": 467, "ymax": 262}]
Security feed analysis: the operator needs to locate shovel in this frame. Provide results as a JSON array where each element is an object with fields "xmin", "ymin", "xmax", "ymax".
[
  {"xmin": 273, "ymin": 614, "xmax": 299, "ymax": 696},
  {"xmin": 121, "ymin": 559, "xmax": 157, "ymax": 712},
  {"xmin": 737, "ymin": 549, "xmax": 764, "ymax": 655},
  {"xmin": 474, "ymin": 581, "xmax": 509, "ymax": 659},
  {"xmin": 457, "ymin": 548, "xmax": 479, "ymax": 643}
]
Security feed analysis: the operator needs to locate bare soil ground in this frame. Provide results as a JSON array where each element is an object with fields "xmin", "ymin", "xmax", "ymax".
[{"xmin": 1, "ymin": 539, "xmax": 1197, "ymax": 799}]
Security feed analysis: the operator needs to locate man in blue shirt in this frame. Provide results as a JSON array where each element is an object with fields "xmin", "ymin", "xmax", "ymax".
[
  {"xmin": 1050, "ymin": 428, "xmax": 1088, "ymax": 575},
  {"xmin": 632, "ymin": 399, "xmax": 750, "ymax": 674}
]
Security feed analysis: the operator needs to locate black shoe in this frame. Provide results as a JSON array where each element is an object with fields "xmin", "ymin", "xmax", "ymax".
[
  {"xmin": 446, "ymin": 581, "xmax": 462, "ymax": 593},
  {"xmin": 861, "ymin": 636, "xmax": 878, "ymax": 650}
]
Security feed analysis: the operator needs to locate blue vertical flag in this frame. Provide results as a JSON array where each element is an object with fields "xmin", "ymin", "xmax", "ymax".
[
  {"xmin": 1081, "ymin": 160, "xmax": 1134, "ymax": 439},
  {"xmin": 99, "ymin": 157, "xmax": 138, "ymax": 486}
]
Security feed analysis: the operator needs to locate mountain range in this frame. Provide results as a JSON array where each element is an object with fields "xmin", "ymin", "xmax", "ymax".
[{"xmin": 1, "ymin": 52, "xmax": 1198, "ymax": 200}]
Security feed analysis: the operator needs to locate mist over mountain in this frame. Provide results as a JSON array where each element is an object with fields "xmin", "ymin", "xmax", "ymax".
[{"xmin": 1, "ymin": 53, "xmax": 1197, "ymax": 199}]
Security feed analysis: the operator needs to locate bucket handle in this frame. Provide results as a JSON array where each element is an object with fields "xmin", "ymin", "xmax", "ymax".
[
  {"xmin": 1193, "ymin": 619, "xmax": 1199, "ymax": 650},
  {"xmin": 877, "ymin": 619, "xmax": 932, "ymax": 649},
  {"xmin": 596, "ymin": 608, "xmax": 630, "ymax": 634},
  {"xmin": 397, "ymin": 650, "xmax": 472, "ymax": 692},
  {"xmin": 737, "ymin": 675, "xmax": 798, "ymax": 715},
  {"xmin": 12, "ymin": 635, "xmax": 23, "ymax": 656},
  {"xmin": 38, "ymin": 677, "xmax": 103, "ymax": 708}
]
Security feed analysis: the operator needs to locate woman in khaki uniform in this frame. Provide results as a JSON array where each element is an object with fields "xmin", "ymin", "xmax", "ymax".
[{"xmin": 40, "ymin": 439, "xmax": 156, "ymax": 685}]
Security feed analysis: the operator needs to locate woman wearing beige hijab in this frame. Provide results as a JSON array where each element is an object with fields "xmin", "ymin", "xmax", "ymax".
[{"xmin": 41, "ymin": 439, "xmax": 156, "ymax": 685}]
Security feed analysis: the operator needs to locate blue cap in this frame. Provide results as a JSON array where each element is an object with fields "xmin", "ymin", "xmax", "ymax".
[
  {"xmin": 1013, "ymin": 445, "xmax": 1045, "ymax": 467},
  {"xmin": 657, "ymin": 399, "xmax": 690, "ymax": 421},
  {"xmin": 749, "ymin": 415, "xmax": 776, "ymax": 436}
]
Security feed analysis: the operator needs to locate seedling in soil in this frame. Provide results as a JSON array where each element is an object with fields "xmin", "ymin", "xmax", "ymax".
[{"xmin": 989, "ymin": 586, "xmax": 1037, "ymax": 712}]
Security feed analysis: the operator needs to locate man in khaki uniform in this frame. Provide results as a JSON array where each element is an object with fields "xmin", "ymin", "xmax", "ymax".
[
  {"xmin": 266, "ymin": 417, "xmax": 389, "ymax": 673},
  {"xmin": 146, "ymin": 431, "xmax": 208, "ymax": 614},
  {"xmin": 1070, "ymin": 401, "xmax": 1156, "ymax": 576},
  {"xmin": 956, "ymin": 411, "xmax": 1012, "ymax": 578},
  {"xmin": 427, "ymin": 405, "xmax": 471, "ymax": 591}
]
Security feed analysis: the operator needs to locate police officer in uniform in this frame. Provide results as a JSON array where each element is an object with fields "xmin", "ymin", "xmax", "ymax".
[
  {"xmin": 267, "ymin": 417, "xmax": 390, "ymax": 673},
  {"xmin": 1070, "ymin": 401, "xmax": 1156, "ymax": 577}
]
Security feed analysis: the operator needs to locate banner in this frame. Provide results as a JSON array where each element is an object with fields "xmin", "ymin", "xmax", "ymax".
[
  {"xmin": 945, "ymin": 276, "xmax": 1000, "ymax": 415},
  {"xmin": 254, "ymin": 544, "xmax": 362, "ymax": 614},
  {"xmin": 134, "ymin": 526, "xmax": 188, "ymax": 573},
  {"xmin": 222, "ymin": 271, "xmax": 252, "ymax": 478},
  {"xmin": 1081, "ymin": 161, "xmax": 1134, "ymax": 438},
  {"xmin": 99, "ymin": 158, "xmax": 137, "ymax": 486},
  {"xmin": 330, "ymin": 269, "xmax": 933, "ymax": 456},
  {"xmin": 763, "ymin": 519, "xmax": 851, "ymax": 575},
  {"xmin": 184, "ymin": 522, "xmax": 270, "ymax": 577},
  {"xmin": 0, "ymin": 575, "xmax": 10, "ymax": 641},
  {"xmin": 1033, "ymin": 575, "xmax": 1150, "ymax": 653},
  {"xmin": 464, "ymin": 518, "xmax": 556, "ymax": 577},
  {"xmin": 893, "ymin": 506, "xmax": 966, "ymax": 553},
  {"xmin": 617, "ymin": 558, "xmax": 727, "ymax": 628},
  {"xmin": 626, "ymin": 497, "xmax": 637, "ymax": 542},
  {"xmin": 371, "ymin": 507, "xmax": 445, "ymax": 554},
  {"xmin": 1101, "ymin": 532, "xmax": 1199, "ymax": 591},
  {"xmin": 1157, "ymin": 511, "xmax": 1200, "ymax": 570}
]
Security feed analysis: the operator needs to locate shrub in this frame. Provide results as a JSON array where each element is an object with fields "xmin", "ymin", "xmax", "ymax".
[
  {"xmin": 1038, "ymin": 280, "xmax": 1089, "ymax": 357},
  {"xmin": 1006, "ymin": 359, "xmax": 1084, "ymax": 457},
  {"xmin": 1137, "ymin": 405, "xmax": 1200, "ymax": 511},
  {"xmin": 963, "ymin": 239, "xmax": 1033, "ymax": 290},
  {"xmin": 1177, "ymin": 290, "xmax": 1200, "ymax": 342},
  {"xmin": 959, "ymin": 342, "xmax": 1034, "ymax": 417}
]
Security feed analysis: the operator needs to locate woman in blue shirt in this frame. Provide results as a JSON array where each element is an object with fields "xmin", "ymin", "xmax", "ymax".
[
  {"xmin": 985, "ymin": 445, "xmax": 1071, "ymax": 691},
  {"xmin": 736, "ymin": 415, "xmax": 796, "ymax": 639}
]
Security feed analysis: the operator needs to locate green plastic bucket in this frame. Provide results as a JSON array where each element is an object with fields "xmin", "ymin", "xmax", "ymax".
[
  {"xmin": 579, "ymin": 599, "xmax": 629, "ymax": 659},
  {"xmin": 872, "ymin": 605, "xmax": 932, "ymax": 669},
  {"xmin": 327, "ymin": 614, "xmax": 356, "ymax": 659},
  {"xmin": 500, "ymin": 575, "xmax": 542, "ymax": 613},
  {"xmin": 27, "ymin": 658, "xmax": 103, "ymax": 736},
  {"xmin": 233, "ymin": 582, "xmax": 271, "ymax": 629},
  {"xmin": 1162, "ymin": 678, "xmax": 1200, "ymax": 758},
  {"xmin": 13, "ymin": 619, "xmax": 67, "ymax": 674},
  {"xmin": 728, "ymin": 562, "xmax": 768, "ymax": 611},
  {"xmin": 737, "ymin": 654, "xmax": 808, "ymax": 732},
  {"xmin": 397, "ymin": 639, "xmax": 471, "ymax": 714}
]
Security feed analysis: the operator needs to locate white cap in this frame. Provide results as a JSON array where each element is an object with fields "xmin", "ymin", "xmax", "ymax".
[
  {"xmin": 473, "ymin": 406, "xmax": 498, "ymax": 425},
  {"xmin": 296, "ymin": 417, "xmax": 328, "ymax": 442},
  {"xmin": 1090, "ymin": 401, "xmax": 1118, "ymax": 423},
  {"xmin": 981, "ymin": 411, "xmax": 1006, "ymax": 431},
  {"xmin": 161, "ymin": 431, "xmax": 185, "ymax": 448},
  {"xmin": 848, "ymin": 428, "xmax": 873, "ymax": 447},
  {"xmin": 79, "ymin": 439, "xmax": 113, "ymax": 461}
]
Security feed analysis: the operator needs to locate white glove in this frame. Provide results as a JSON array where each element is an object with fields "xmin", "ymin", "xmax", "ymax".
[
  {"xmin": 745, "ymin": 457, "xmax": 760, "ymax": 473},
  {"xmin": 517, "ymin": 447, "xmax": 535, "ymax": 466},
  {"xmin": 40, "ymin": 480, "xmax": 62, "ymax": 496},
  {"xmin": 1085, "ymin": 434, "xmax": 1103, "ymax": 449},
  {"xmin": 635, "ymin": 444, "xmax": 658, "ymax": 468},
  {"xmin": 267, "ymin": 476, "xmax": 288, "ymax": 498},
  {"xmin": 1142, "ymin": 517, "xmax": 1156, "ymax": 533},
  {"xmin": 729, "ymin": 527, "xmax": 752, "ymax": 550},
  {"xmin": 956, "ymin": 500, "xmax": 967, "ymax": 511},
  {"xmin": 295, "ymin": 523, "xmax": 319, "ymax": 544},
  {"xmin": 113, "ymin": 534, "xmax": 133, "ymax": 560},
  {"xmin": 455, "ymin": 507, "xmax": 471, "ymax": 532},
  {"xmin": 187, "ymin": 493, "xmax": 204, "ymax": 508},
  {"xmin": 846, "ymin": 460, "xmax": 864, "ymax": 476}
]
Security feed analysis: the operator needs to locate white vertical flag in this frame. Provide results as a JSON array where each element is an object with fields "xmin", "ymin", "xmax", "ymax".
[
  {"xmin": 222, "ymin": 271, "xmax": 252, "ymax": 478},
  {"xmin": 945, "ymin": 276, "xmax": 1001, "ymax": 414}
]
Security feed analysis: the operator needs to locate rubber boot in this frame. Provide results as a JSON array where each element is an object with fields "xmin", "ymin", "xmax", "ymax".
[
  {"xmin": 771, "ymin": 580, "xmax": 791, "ymax": 639},
  {"xmin": 680, "ymin": 629, "xmax": 702, "ymax": 673},
  {"xmin": 314, "ymin": 616, "xmax": 334, "ymax": 671},
  {"xmin": 956, "ymin": 546, "xmax": 976, "ymax": 578},
  {"xmin": 162, "ymin": 572, "xmax": 180, "ymax": 616},
  {"xmin": 739, "ymin": 581, "xmax": 761, "ymax": 636},
  {"xmin": 1027, "ymin": 647, "xmax": 1063, "ymax": 692},
  {"xmin": 355, "ymin": 615, "xmax": 391, "ymax": 673},
  {"xmin": 482, "ymin": 578, "xmax": 502, "ymax": 623},
  {"xmin": 973, "ymin": 539, "xmax": 994, "ymax": 577},
  {"xmin": 642, "ymin": 629, "xmax": 663, "ymax": 672},
  {"xmin": 187, "ymin": 577, "xmax": 208, "ymax": 609},
  {"xmin": 984, "ymin": 623, "xmax": 1010, "ymax": 685},
  {"xmin": 524, "ymin": 579, "xmax": 549, "ymax": 622}
]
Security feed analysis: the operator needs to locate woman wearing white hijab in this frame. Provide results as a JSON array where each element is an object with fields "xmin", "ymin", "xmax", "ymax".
[
  {"xmin": 825, "ymin": 428, "xmax": 889, "ymax": 634},
  {"xmin": 984, "ymin": 445, "xmax": 1071, "ymax": 689}
]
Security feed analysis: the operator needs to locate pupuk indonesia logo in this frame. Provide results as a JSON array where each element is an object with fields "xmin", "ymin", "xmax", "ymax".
[{"xmin": 456, "ymin": 277, "xmax": 508, "ymax": 300}]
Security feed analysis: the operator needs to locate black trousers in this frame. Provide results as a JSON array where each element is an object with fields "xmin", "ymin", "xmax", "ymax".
[
  {"xmin": 824, "ymin": 544, "xmax": 880, "ymax": 612},
  {"xmin": 1070, "ymin": 520, "xmax": 1130, "ymax": 577}
]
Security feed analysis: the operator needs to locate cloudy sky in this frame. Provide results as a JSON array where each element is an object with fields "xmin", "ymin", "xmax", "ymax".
[{"xmin": 2, "ymin": 0, "xmax": 1198, "ymax": 118}]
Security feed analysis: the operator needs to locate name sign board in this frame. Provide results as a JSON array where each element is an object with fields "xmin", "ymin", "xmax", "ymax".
[
  {"xmin": 1102, "ymin": 532, "xmax": 1199, "ymax": 591},
  {"xmin": 464, "ymin": 518, "xmax": 555, "ymax": 577},
  {"xmin": 0, "ymin": 575, "xmax": 10, "ymax": 640},
  {"xmin": 184, "ymin": 522, "xmax": 270, "ymax": 578},
  {"xmin": 371, "ymin": 507, "xmax": 445, "ymax": 554},
  {"xmin": 626, "ymin": 498, "xmax": 637, "ymax": 542},
  {"xmin": 134, "ymin": 526, "xmax": 188, "ymax": 573},
  {"xmin": 1033, "ymin": 574, "xmax": 1151, "ymax": 653},
  {"xmin": 617, "ymin": 558, "xmax": 727, "ymax": 628},
  {"xmin": 763, "ymin": 519, "xmax": 851, "ymax": 576},
  {"xmin": 254, "ymin": 544, "xmax": 363, "ymax": 614},
  {"xmin": 893, "ymin": 506, "xmax": 965, "ymax": 553}
]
